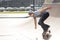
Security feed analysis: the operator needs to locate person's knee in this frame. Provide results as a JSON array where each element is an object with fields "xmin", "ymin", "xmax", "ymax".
[
  {"xmin": 38, "ymin": 22, "xmax": 41, "ymax": 25},
  {"xmin": 44, "ymin": 24, "xmax": 50, "ymax": 28},
  {"xmin": 38, "ymin": 21, "xmax": 43, "ymax": 25}
]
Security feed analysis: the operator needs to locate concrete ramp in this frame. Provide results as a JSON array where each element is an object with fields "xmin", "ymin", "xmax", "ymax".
[
  {"xmin": 43, "ymin": 0, "xmax": 60, "ymax": 17},
  {"xmin": 42, "ymin": 4, "xmax": 60, "ymax": 17},
  {"xmin": 0, "ymin": 16, "xmax": 60, "ymax": 40}
]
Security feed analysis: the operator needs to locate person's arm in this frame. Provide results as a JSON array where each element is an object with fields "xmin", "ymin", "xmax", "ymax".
[
  {"xmin": 40, "ymin": 6, "xmax": 52, "ymax": 13},
  {"xmin": 28, "ymin": 13, "xmax": 37, "ymax": 29}
]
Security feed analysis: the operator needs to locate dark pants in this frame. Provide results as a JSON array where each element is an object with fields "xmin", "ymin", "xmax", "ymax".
[{"xmin": 38, "ymin": 12, "xmax": 50, "ymax": 32}]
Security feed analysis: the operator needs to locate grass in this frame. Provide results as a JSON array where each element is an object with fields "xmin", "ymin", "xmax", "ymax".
[{"xmin": 0, "ymin": 11, "xmax": 28, "ymax": 14}]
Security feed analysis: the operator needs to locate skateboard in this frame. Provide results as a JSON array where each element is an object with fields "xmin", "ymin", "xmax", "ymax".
[{"xmin": 42, "ymin": 30, "xmax": 51, "ymax": 40}]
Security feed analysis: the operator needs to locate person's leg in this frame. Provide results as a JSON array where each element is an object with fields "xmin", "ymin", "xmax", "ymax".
[{"xmin": 38, "ymin": 12, "xmax": 50, "ymax": 32}]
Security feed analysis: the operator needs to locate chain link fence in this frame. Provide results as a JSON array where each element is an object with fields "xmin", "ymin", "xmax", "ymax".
[{"xmin": 0, "ymin": 0, "xmax": 45, "ymax": 11}]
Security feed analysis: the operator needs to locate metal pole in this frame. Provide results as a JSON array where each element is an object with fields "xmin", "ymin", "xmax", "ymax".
[{"xmin": 33, "ymin": 0, "xmax": 35, "ymax": 11}]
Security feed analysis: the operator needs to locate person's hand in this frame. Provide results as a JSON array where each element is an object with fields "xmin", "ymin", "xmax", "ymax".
[
  {"xmin": 30, "ymin": 14, "xmax": 34, "ymax": 17},
  {"xmin": 28, "ymin": 13, "xmax": 34, "ymax": 17}
]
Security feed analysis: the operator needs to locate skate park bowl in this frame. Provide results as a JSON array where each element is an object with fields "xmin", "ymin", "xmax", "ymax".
[
  {"xmin": 50, "ymin": 4, "xmax": 60, "ymax": 17},
  {"xmin": 43, "ymin": 4, "xmax": 60, "ymax": 17},
  {"xmin": 0, "ymin": 0, "xmax": 60, "ymax": 40},
  {"xmin": 43, "ymin": 0, "xmax": 60, "ymax": 17}
]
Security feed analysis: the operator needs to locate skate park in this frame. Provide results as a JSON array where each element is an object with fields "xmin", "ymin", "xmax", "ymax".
[{"xmin": 0, "ymin": 0, "xmax": 60, "ymax": 40}]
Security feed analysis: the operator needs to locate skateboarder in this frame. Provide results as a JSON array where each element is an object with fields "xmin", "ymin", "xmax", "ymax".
[{"xmin": 28, "ymin": 6, "xmax": 52, "ymax": 33}]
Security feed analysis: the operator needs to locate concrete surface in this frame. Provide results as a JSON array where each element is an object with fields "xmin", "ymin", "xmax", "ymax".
[
  {"xmin": 0, "ymin": 1, "xmax": 60, "ymax": 39},
  {"xmin": 44, "ymin": 0, "xmax": 60, "ymax": 17},
  {"xmin": 42, "ymin": 4, "xmax": 60, "ymax": 17},
  {"xmin": 0, "ymin": 16, "xmax": 60, "ymax": 40}
]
